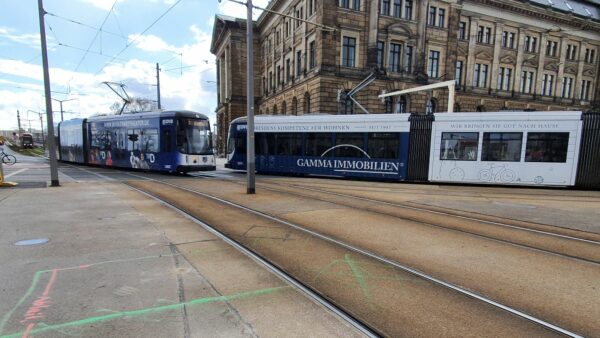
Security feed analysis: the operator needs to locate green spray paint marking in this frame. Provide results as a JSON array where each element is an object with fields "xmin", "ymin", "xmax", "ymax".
[
  {"xmin": 344, "ymin": 254, "xmax": 375, "ymax": 311},
  {"xmin": 0, "ymin": 253, "xmax": 182, "ymax": 336},
  {"xmin": 0, "ymin": 286, "xmax": 289, "ymax": 338},
  {"xmin": 0, "ymin": 270, "xmax": 44, "ymax": 335}
]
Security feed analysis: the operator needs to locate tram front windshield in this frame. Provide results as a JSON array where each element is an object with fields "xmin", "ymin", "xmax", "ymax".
[{"xmin": 177, "ymin": 118, "xmax": 211, "ymax": 154}]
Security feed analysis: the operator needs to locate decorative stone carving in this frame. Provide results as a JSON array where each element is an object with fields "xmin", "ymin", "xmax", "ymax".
[
  {"xmin": 475, "ymin": 51, "xmax": 493, "ymax": 61},
  {"xmin": 522, "ymin": 56, "xmax": 538, "ymax": 67},
  {"xmin": 583, "ymin": 68, "xmax": 596, "ymax": 77},
  {"xmin": 544, "ymin": 62, "xmax": 559, "ymax": 72},
  {"xmin": 499, "ymin": 55, "xmax": 516, "ymax": 64},
  {"xmin": 564, "ymin": 66, "xmax": 577, "ymax": 75},
  {"xmin": 387, "ymin": 23, "xmax": 413, "ymax": 38}
]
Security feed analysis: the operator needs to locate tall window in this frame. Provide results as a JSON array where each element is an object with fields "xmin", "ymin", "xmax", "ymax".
[
  {"xmin": 581, "ymin": 80, "xmax": 592, "ymax": 100},
  {"xmin": 342, "ymin": 36, "xmax": 356, "ymax": 67},
  {"xmin": 428, "ymin": 6, "xmax": 437, "ymax": 26},
  {"xmin": 524, "ymin": 36, "xmax": 537, "ymax": 52},
  {"xmin": 377, "ymin": 41, "xmax": 385, "ymax": 69},
  {"xmin": 389, "ymin": 43, "xmax": 401, "ymax": 73},
  {"xmin": 286, "ymin": 58, "xmax": 291, "ymax": 82},
  {"xmin": 477, "ymin": 26, "xmax": 484, "ymax": 43},
  {"xmin": 546, "ymin": 41, "xmax": 558, "ymax": 57},
  {"xmin": 353, "ymin": 0, "xmax": 360, "ymax": 10},
  {"xmin": 437, "ymin": 8, "xmax": 445, "ymax": 28},
  {"xmin": 340, "ymin": 0, "xmax": 349, "ymax": 9},
  {"xmin": 404, "ymin": 45, "xmax": 413, "ymax": 73},
  {"xmin": 541, "ymin": 74, "xmax": 554, "ymax": 96},
  {"xmin": 455, "ymin": 61, "xmax": 463, "ymax": 86},
  {"xmin": 497, "ymin": 67, "xmax": 512, "ymax": 91},
  {"xmin": 521, "ymin": 71, "xmax": 534, "ymax": 94},
  {"xmin": 381, "ymin": 0, "xmax": 390, "ymax": 15},
  {"xmin": 296, "ymin": 50, "xmax": 302, "ymax": 77},
  {"xmin": 428, "ymin": 50, "xmax": 440, "ymax": 78},
  {"xmin": 309, "ymin": 41, "xmax": 316, "ymax": 69},
  {"xmin": 393, "ymin": 0, "xmax": 401, "ymax": 17},
  {"xmin": 458, "ymin": 22, "xmax": 466, "ymax": 40},
  {"xmin": 474, "ymin": 63, "xmax": 488, "ymax": 88},
  {"xmin": 341, "ymin": 0, "xmax": 360, "ymax": 10},
  {"xmin": 276, "ymin": 65, "xmax": 281, "ymax": 86},
  {"xmin": 502, "ymin": 32, "xmax": 515, "ymax": 49},
  {"xmin": 426, "ymin": 99, "xmax": 436, "ymax": 114},
  {"xmin": 404, "ymin": 0, "xmax": 413, "ymax": 19},
  {"xmin": 562, "ymin": 77, "xmax": 573, "ymax": 98},
  {"xmin": 485, "ymin": 27, "xmax": 492, "ymax": 44},
  {"xmin": 585, "ymin": 48, "xmax": 596, "ymax": 63},
  {"xmin": 269, "ymin": 71, "xmax": 273, "ymax": 89},
  {"xmin": 566, "ymin": 44, "xmax": 577, "ymax": 60}
]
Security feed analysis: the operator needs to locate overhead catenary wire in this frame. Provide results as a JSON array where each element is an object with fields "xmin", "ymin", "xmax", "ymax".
[
  {"xmin": 72, "ymin": 0, "xmax": 119, "ymax": 74},
  {"xmin": 45, "ymin": 11, "xmax": 127, "ymax": 40},
  {"xmin": 94, "ymin": 0, "xmax": 183, "ymax": 76}
]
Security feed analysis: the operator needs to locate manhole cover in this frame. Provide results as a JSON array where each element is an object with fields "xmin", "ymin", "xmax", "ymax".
[{"xmin": 14, "ymin": 238, "xmax": 49, "ymax": 246}]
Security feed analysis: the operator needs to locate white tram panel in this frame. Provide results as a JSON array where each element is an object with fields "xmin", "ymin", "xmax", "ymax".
[
  {"xmin": 428, "ymin": 111, "xmax": 583, "ymax": 186},
  {"xmin": 252, "ymin": 113, "xmax": 411, "ymax": 133}
]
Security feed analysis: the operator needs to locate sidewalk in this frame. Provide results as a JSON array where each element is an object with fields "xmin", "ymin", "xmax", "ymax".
[{"xmin": 0, "ymin": 182, "xmax": 361, "ymax": 338}]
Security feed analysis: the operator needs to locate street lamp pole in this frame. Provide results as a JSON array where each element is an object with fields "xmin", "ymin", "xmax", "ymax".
[
  {"xmin": 246, "ymin": 0, "xmax": 255, "ymax": 194},
  {"xmin": 37, "ymin": 0, "xmax": 60, "ymax": 186}
]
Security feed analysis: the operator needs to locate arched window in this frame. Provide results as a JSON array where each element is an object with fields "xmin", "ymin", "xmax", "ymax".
[
  {"xmin": 453, "ymin": 103, "xmax": 461, "ymax": 112},
  {"xmin": 476, "ymin": 105, "xmax": 485, "ymax": 112},
  {"xmin": 292, "ymin": 97, "xmax": 298, "ymax": 115},
  {"xmin": 304, "ymin": 92, "xmax": 310, "ymax": 114},
  {"xmin": 273, "ymin": 104, "xmax": 278, "ymax": 115},
  {"xmin": 395, "ymin": 95, "xmax": 408, "ymax": 114},
  {"xmin": 426, "ymin": 99, "xmax": 436, "ymax": 114},
  {"xmin": 282, "ymin": 101, "xmax": 287, "ymax": 115}
]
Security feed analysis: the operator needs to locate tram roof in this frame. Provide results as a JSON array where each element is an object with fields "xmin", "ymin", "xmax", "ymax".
[
  {"xmin": 434, "ymin": 111, "xmax": 583, "ymax": 121},
  {"xmin": 230, "ymin": 113, "xmax": 411, "ymax": 124},
  {"xmin": 86, "ymin": 110, "xmax": 209, "ymax": 122}
]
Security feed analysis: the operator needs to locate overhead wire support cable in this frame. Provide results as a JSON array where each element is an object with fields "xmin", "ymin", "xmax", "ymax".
[
  {"xmin": 45, "ymin": 11, "xmax": 126, "ymax": 39},
  {"xmin": 94, "ymin": 0, "xmax": 183, "ymax": 76},
  {"xmin": 72, "ymin": 0, "xmax": 118, "ymax": 73},
  {"xmin": 224, "ymin": 0, "xmax": 336, "ymax": 32}
]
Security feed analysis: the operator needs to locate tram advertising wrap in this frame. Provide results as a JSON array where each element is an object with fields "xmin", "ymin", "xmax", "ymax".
[
  {"xmin": 58, "ymin": 110, "xmax": 216, "ymax": 173},
  {"xmin": 226, "ymin": 111, "xmax": 600, "ymax": 189}
]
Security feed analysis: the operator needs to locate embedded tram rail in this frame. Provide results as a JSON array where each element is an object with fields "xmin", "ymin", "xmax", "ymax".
[
  {"xmin": 248, "ymin": 179, "xmax": 600, "ymax": 264},
  {"xmin": 124, "ymin": 177, "xmax": 595, "ymax": 337}
]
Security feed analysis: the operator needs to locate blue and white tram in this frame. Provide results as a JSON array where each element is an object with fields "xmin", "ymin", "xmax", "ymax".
[
  {"xmin": 429, "ymin": 112, "xmax": 583, "ymax": 186},
  {"xmin": 226, "ymin": 114, "xmax": 411, "ymax": 179},
  {"xmin": 58, "ymin": 110, "xmax": 216, "ymax": 173},
  {"xmin": 226, "ymin": 111, "xmax": 600, "ymax": 188}
]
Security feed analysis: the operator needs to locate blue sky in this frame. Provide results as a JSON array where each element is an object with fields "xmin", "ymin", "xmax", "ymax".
[{"xmin": 0, "ymin": 0, "xmax": 268, "ymax": 132}]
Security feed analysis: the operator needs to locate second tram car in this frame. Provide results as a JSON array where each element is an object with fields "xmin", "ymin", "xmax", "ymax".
[
  {"xmin": 58, "ymin": 110, "xmax": 216, "ymax": 173},
  {"xmin": 226, "ymin": 111, "xmax": 600, "ymax": 188}
]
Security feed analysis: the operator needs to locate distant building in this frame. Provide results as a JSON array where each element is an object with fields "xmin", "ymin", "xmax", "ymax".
[{"xmin": 210, "ymin": 0, "xmax": 600, "ymax": 154}]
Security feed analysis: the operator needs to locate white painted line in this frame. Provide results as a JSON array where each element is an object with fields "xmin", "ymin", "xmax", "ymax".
[{"xmin": 4, "ymin": 168, "xmax": 28, "ymax": 178}]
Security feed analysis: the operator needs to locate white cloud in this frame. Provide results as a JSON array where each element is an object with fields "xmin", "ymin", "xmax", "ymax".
[
  {"xmin": 217, "ymin": 0, "xmax": 270, "ymax": 20},
  {"xmin": 0, "ymin": 22, "xmax": 219, "ymax": 131},
  {"xmin": 79, "ymin": 0, "xmax": 119, "ymax": 11},
  {"xmin": 0, "ymin": 27, "xmax": 44, "ymax": 49}
]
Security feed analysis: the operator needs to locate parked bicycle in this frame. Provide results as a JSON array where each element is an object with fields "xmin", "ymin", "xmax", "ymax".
[{"xmin": 1, "ymin": 149, "xmax": 17, "ymax": 165}]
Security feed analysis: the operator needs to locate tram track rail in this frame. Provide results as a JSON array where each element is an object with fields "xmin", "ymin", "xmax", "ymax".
[
  {"xmin": 248, "ymin": 180, "xmax": 600, "ymax": 265},
  {"xmin": 124, "ymin": 175, "xmax": 585, "ymax": 337},
  {"xmin": 124, "ymin": 182, "xmax": 380, "ymax": 338}
]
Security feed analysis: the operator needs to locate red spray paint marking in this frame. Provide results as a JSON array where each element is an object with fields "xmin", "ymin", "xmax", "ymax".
[{"xmin": 20, "ymin": 269, "xmax": 58, "ymax": 338}]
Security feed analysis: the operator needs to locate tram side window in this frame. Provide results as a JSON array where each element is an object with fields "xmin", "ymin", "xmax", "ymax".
[
  {"xmin": 482, "ymin": 132, "xmax": 522, "ymax": 162},
  {"xmin": 127, "ymin": 129, "xmax": 140, "ymax": 151},
  {"xmin": 305, "ymin": 133, "xmax": 333, "ymax": 157},
  {"xmin": 235, "ymin": 133, "xmax": 247, "ymax": 154},
  {"xmin": 255, "ymin": 133, "xmax": 267, "ymax": 155},
  {"xmin": 335, "ymin": 133, "xmax": 366, "ymax": 158},
  {"xmin": 142, "ymin": 129, "xmax": 159, "ymax": 153},
  {"xmin": 525, "ymin": 132, "xmax": 569, "ymax": 162},
  {"xmin": 265, "ymin": 133, "xmax": 276, "ymax": 155},
  {"xmin": 440, "ymin": 132, "xmax": 479, "ymax": 161},
  {"xmin": 162, "ymin": 130, "xmax": 172, "ymax": 152},
  {"xmin": 276, "ymin": 133, "xmax": 303, "ymax": 156},
  {"xmin": 368, "ymin": 133, "xmax": 400, "ymax": 159}
]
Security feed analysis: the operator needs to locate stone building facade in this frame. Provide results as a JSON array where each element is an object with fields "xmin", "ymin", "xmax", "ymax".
[{"xmin": 210, "ymin": 0, "xmax": 600, "ymax": 154}]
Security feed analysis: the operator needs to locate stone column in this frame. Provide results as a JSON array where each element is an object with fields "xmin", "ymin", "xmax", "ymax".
[
  {"xmin": 535, "ymin": 33, "xmax": 548, "ymax": 95},
  {"xmin": 465, "ymin": 17, "xmax": 479, "ymax": 87},
  {"xmin": 490, "ymin": 23, "xmax": 503, "ymax": 91},
  {"xmin": 445, "ymin": 4, "xmax": 461, "ymax": 85},
  {"xmin": 367, "ymin": 0, "xmax": 380, "ymax": 69},
  {"xmin": 556, "ymin": 36, "xmax": 567, "ymax": 98},
  {"xmin": 574, "ymin": 41, "xmax": 587, "ymax": 102},
  {"xmin": 415, "ymin": 0, "xmax": 429, "ymax": 82},
  {"xmin": 513, "ymin": 28, "xmax": 526, "ymax": 94}
]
